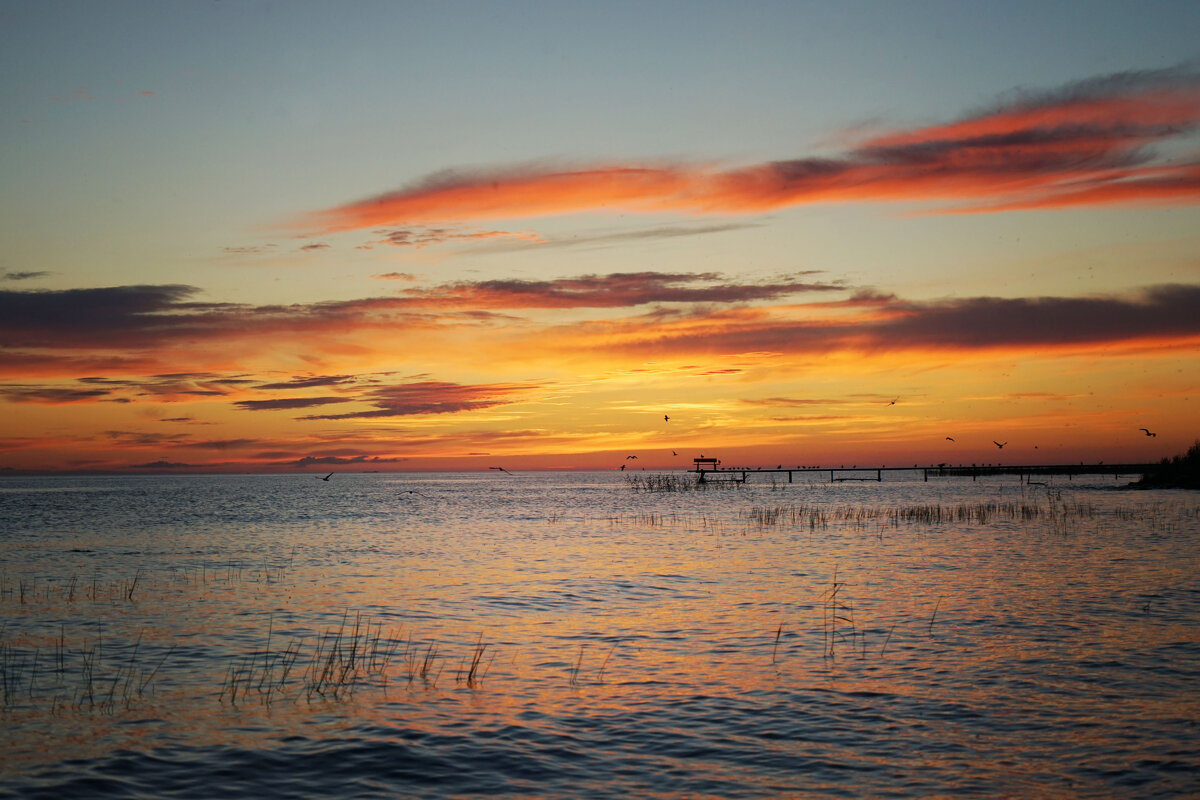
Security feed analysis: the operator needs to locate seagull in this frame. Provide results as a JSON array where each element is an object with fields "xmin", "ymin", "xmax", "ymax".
[
  {"xmin": 664, "ymin": 415, "xmax": 670, "ymax": 422},
  {"xmin": 1139, "ymin": 428, "xmax": 1157, "ymax": 437},
  {"xmin": 626, "ymin": 455, "xmax": 638, "ymax": 460},
  {"xmin": 320, "ymin": 473, "xmax": 332, "ymax": 481},
  {"xmin": 489, "ymin": 466, "xmax": 512, "ymax": 474},
  {"xmin": 888, "ymin": 398, "xmax": 898, "ymax": 406},
  {"xmin": 993, "ymin": 441, "xmax": 1007, "ymax": 449},
  {"xmin": 619, "ymin": 464, "xmax": 626, "ymax": 471},
  {"xmin": 672, "ymin": 451, "xmax": 678, "ymax": 456},
  {"xmin": 945, "ymin": 437, "xmax": 955, "ymax": 442}
]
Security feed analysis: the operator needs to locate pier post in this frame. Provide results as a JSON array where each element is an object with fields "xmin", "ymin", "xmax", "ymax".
[{"xmin": 788, "ymin": 471, "xmax": 793, "ymax": 484}]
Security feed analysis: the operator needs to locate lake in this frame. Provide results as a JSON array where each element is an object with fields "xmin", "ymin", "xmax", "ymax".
[{"xmin": 1, "ymin": 471, "xmax": 1198, "ymax": 798}]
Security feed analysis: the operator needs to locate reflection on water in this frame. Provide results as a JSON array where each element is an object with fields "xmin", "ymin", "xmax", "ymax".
[{"xmin": 1, "ymin": 472, "xmax": 1198, "ymax": 798}]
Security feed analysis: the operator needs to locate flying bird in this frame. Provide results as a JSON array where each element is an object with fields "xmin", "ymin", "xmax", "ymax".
[
  {"xmin": 1139, "ymin": 428, "xmax": 1157, "ymax": 437},
  {"xmin": 626, "ymin": 455, "xmax": 638, "ymax": 460},
  {"xmin": 672, "ymin": 450, "xmax": 678, "ymax": 456},
  {"xmin": 489, "ymin": 466, "xmax": 512, "ymax": 474},
  {"xmin": 888, "ymin": 398, "xmax": 898, "ymax": 406},
  {"xmin": 945, "ymin": 437, "xmax": 955, "ymax": 442},
  {"xmin": 320, "ymin": 473, "xmax": 332, "ymax": 481},
  {"xmin": 993, "ymin": 441, "xmax": 1007, "ymax": 449},
  {"xmin": 664, "ymin": 415, "xmax": 670, "ymax": 422}
]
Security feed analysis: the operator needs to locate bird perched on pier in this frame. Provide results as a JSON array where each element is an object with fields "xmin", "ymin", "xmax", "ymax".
[
  {"xmin": 1139, "ymin": 427, "xmax": 1157, "ymax": 437},
  {"xmin": 993, "ymin": 441, "xmax": 1007, "ymax": 449}
]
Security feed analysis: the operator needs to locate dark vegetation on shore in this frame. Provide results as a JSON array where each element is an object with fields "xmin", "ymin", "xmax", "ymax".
[{"xmin": 1135, "ymin": 440, "xmax": 1200, "ymax": 489}]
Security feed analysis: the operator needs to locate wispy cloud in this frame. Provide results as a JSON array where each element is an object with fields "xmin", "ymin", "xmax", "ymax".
[
  {"xmin": 389, "ymin": 271, "xmax": 846, "ymax": 310},
  {"xmin": 235, "ymin": 396, "xmax": 353, "ymax": 411},
  {"xmin": 577, "ymin": 283, "xmax": 1200, "ymax": 357},
  {"xmin": 298, "ymin": 67, "xmax": 1200, "ymax": 234},
  {"xmin": 255, "ymin": 375, "xmax": 356, "ymax": 390},
  {"xmin": 742, "ymin": 397, "xmax": 850, "ymax": 407},
  {"xmin": 0, "ymin": 386, "xmax": 116, "ymax": 404},
  {"xmin": 369, "ymin": 227, "xmax": 545, "ymax": 249},
  {"xmin": 222, "ymin": 244, "xmax": 278, "ymax": 256},
  {"xmin": 2, "ymin": 271, "xmax": 51, "ymax": 281},
  {"xmin": 300, "ymin": 380, "xmax": 540, "ymax": 420},
  {"xmin": 284, "ymin": 454, "xmax": 409, "ymax": 467},
  {"xmin": 495, "ymin": 222, "xmax": 761, "ymax": 252},
  {"xmin": 0, "ymin": 273, "xmax": 844, "ymax": 353}
]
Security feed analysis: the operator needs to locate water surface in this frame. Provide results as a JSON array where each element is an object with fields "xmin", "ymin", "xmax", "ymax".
[{"xmin": 1, "ymin": 471, "xmax": 1197, "ymax": 797}]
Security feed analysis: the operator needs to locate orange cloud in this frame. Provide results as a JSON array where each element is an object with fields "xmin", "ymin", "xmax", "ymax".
[{"xmin": 297, "ymin": 68, "xmax": 1200, "ymax": 233}]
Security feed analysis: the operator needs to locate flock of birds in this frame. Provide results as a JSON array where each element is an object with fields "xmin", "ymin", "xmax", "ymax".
[
  {"xmin": 606, "ymin": 411, "xmax": 1161, "ymax": 471},
  {"xmin": 313, "ymin": 409, "xmax": 1161, "ymax": 479}
]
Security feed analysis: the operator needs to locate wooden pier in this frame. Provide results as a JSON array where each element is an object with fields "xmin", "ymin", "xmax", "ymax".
[{"xmin": 690, "ymin": 458, "xmax": 1156, "ymax": 485}]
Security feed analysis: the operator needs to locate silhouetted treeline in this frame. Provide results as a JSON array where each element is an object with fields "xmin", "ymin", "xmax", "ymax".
[{"xmin": 1135, "ymin": 440, "xmax": 1200, "ymax": 489}]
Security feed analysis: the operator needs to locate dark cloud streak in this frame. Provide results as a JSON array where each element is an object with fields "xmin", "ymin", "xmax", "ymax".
[
  {"xmin": 300, "ymin": 380, "xmax": 537, "ymax": 420},
  {"xmin": 617, "ymin": 284, "xmax": 1200, "ymax": 356},
  {"xmin": 235, "ymin": 397, "xmax": 353, "ymax": 411}
]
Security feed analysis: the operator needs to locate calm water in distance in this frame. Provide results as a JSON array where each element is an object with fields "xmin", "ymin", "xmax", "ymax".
[{"xmin": 1, "ymin": 471, "xmax": 1198, "ymax": 798}]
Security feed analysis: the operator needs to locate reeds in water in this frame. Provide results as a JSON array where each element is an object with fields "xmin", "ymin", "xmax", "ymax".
[
  {"xmin": 219, "ymin": 611, "xmax": 404, "ymax": 705},
  {"xmin": 1, "ymin": 624, "xmax": 173, "ymax": 713},
  {"xmin": 820, "ymin": 567, "xmax": 858, "ymax": 659},
  {"xmin": 743, "ymin": 505, "xmax": 828, "ymax": 530},
  {"xmin": 624, "ymin": 473, "xmax": 706, "ymax": 492},
  {"xmin": 730, "ymin": 497, "xmax": 1098, "ymax": 534},
  {"xmin": 455, "ymin": 633, "xmax": 493, "ymax": 688}
]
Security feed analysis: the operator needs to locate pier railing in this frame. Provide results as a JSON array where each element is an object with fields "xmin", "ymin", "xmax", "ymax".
[{"xmin": 690, "ymin": 459, "xmax": 1156, "ymax": 484}]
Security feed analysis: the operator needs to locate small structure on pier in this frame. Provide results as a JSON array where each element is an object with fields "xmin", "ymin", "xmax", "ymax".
[{"xmin": 693, "ymin": 457, "xmax": 741, "ymax": 483}]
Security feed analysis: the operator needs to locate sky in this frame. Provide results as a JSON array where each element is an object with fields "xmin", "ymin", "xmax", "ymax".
[{"xmin": 2, "ymin": 0, "xmax": 1199, "ymax": 474}]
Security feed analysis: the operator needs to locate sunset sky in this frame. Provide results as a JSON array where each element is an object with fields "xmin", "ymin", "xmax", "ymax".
[{"xmin": 2, "ymin": 1, "xmax": 1199, "ymax": 473}]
